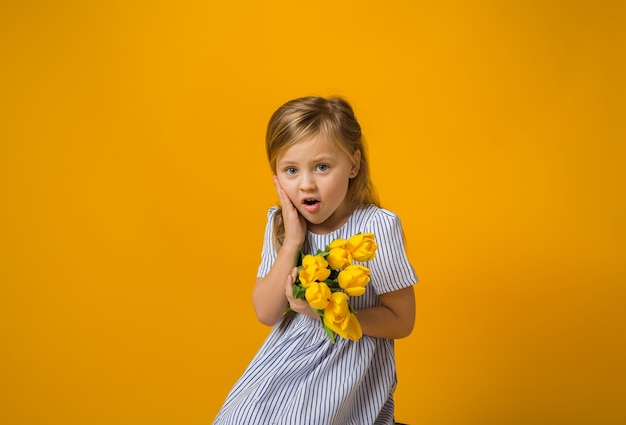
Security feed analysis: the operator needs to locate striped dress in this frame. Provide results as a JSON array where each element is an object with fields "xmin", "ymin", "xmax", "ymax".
[{"xmin": 213, "ymin": 204, "xmax": 418, "ymax": 425}]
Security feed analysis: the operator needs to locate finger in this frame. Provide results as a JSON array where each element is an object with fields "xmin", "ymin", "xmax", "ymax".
[
  {"xmin": 285, "ymin": 267, "xmax": 299, "ymax": 299},
  {"xmin": 285, "ymin": 272, "xmax": 293, "ymax": 299},
  {"xmin": 273, "ymin": 176, "xmax": 290, "ymax": 209},
  {"xmin": 273, "ymin": 175, "xmax": 282, "ymax": 191}
]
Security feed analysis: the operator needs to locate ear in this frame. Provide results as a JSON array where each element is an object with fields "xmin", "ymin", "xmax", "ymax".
[{"xmin": 349, "ymin": 149, "xmax": 361, "ymax": 178}]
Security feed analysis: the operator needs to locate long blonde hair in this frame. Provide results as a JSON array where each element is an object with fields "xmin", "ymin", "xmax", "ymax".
[{"xmin": 266, "ymin": 96, "xmax": 380, "ymax": 249}]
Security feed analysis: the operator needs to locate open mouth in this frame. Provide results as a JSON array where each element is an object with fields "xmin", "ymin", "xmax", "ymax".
[{"xmin": 302, "ymin": 199, "xmax": 320, "ymax": 212}]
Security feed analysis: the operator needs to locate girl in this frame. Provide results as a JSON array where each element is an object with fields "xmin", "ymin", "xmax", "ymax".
[{"xmin": 213, "ymin": 96, "xmax": 417, "ymax": 425}]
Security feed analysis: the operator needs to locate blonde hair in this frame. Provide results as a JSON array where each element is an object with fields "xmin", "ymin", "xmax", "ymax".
[{"xmin": 266, "ymin": 96, "xmax": 380, "ymax": 249}]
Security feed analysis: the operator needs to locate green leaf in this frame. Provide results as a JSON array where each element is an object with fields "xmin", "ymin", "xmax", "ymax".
[
  {"xmin": 292, "ymin": 284, "xmax": 307, "ymax": 300},
  {"xmin": 322, "ymin": 323, "xmax": 336, "ymax": 343},
  {"xmin": 325, "ymin": 279, "xmax": 340, "ymax": 289}
]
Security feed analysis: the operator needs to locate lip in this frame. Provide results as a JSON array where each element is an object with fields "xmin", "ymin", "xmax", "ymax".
[{"xmin": 301, "ymin": 199, "xmax": 320, "ymax": 213}]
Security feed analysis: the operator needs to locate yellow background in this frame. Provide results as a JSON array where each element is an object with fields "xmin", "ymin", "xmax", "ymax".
[{"xmin": 1, "ymin": 1, "xmax": 624, "ymax": 424}]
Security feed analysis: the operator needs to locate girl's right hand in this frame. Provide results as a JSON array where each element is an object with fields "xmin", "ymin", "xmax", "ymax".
[
  {"xmin": 273, "ymin": 176, "xmax": 306, "ymax": 248},
  {"xmin": 285, "ymin": 267, "xmax": 320, "ymax": 321}
]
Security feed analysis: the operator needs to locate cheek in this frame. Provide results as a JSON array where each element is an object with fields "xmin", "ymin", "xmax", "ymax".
[
  {"xmin": 276, "ymin": 175, "xmax": 289, "ymax": 190},
  {"xmin": 276, "ymin": 176, "xmax": 298, "ymax": 200}
]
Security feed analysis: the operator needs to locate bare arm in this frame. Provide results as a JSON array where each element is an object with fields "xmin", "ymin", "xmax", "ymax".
[
  {"xmin": 252, "ymin": 177, "xmax": 307, "ymax": 326},
  {"xmin": 252, "ymin": 245, "xmax": 300, "ymax": 326},
  {"xmin": 357, "ymin": 286, "xmax": 416, "ymax": 339},
  {"xmin": 280, "ymin": 269, "xmax": 416, "ymax": 339}
]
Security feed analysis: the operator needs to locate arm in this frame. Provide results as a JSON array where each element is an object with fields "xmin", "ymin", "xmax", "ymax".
[
  {"xmin": 280, "ymin": 271, "xmax": 416, "ymax": 338},
  {"xmin": 354, "ymin": 210, "xmax": 417, "ymax": 339},
  {"xmin": 252, "ymin": 177, "xmax": 307, "ymax": 326},
  {"xmin": 357, "ymin": 286, "xmax": 416, "ymax": 339},
  {"xmin": 252, "ymin": 246, "xmax": 300, "ymax": 326}
]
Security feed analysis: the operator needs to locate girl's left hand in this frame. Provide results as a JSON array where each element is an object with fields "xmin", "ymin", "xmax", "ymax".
[{"xmin": 285, "ymin": 267, "xmax": 320, "ymax": 321}]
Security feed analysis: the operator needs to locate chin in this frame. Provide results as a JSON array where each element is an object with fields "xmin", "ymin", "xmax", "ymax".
[{"xmin": 302, "ymin": 215, "xmax": 325, "ymax": 225}]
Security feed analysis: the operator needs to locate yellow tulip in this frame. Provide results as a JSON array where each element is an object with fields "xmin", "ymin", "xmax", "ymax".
[
  {"xmin": 337, "ymin": 264, "xmax": 371, "ymax": 296},
  {"xmin": 298, "ymin": 254, "xmax": 330, "ymax": 288},
  {"xmin": 327, "ymin": 238, "xmax": 352, "ymax": 270},
  {"xmin": 323, "ymin": 292, "xmax": 363, "ymax": 341},
  {"xmin": 305, "ymin": 281, "xmax": 331, "ymax": 310},
  {"xmin": 346, "ymin": 233, "xmax": 378, "ymax": 262},
  {"xmin": 329, "ymin": 238, "xmax": 348, "ymax": 249}
]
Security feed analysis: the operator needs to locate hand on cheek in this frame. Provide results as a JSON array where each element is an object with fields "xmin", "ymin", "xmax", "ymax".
[{"xmin": 273, "ymin": 176, "xmax": 307, "ymax": 248}]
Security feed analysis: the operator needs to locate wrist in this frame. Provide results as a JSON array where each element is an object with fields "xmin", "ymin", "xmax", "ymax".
[{"xmin": 280, "ymin": 239, "xmax": 303, "ymax": 256}]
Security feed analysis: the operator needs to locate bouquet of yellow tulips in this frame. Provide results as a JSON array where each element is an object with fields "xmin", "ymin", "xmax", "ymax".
[{"xmin": 292, "ymin": 233, "xmax": 378, "ymax": 343}]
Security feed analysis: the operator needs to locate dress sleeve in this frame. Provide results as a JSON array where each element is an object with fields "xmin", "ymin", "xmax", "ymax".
[
  {"xmin": 367, "ymin": 209, "xmax": 418, "ymax": 295},
  {"xmin": 256, "ymin": 207, "xmax": 279, "ymax": 278}
]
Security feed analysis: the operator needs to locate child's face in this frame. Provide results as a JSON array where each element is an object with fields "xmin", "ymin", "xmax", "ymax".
[{"xmin": 275, "ymin": 135, "xmax": 360, "ymax": 234}]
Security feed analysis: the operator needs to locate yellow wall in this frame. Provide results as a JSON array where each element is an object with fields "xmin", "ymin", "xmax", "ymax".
[{"xmin": 1, "ymin": 1, "xmax": 624, "ymax": 424}]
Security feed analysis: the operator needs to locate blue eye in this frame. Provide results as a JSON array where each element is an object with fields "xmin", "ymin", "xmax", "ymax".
[
  {"xmin": 316, "ymin": 164, "xmax": 329, "ymax": 172},
  {"xmin": 285, "ymin": 167, "xmax": 298, "ymax": 175}
]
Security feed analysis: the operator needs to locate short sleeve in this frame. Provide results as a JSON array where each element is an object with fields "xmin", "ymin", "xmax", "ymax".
[
  {"xmin": 257, "ymin": 207, "xmax": 279, "ymax": 278},
  {"xmin": 366, "ymin": 210, "xmax": 418, "ymax": 295}
]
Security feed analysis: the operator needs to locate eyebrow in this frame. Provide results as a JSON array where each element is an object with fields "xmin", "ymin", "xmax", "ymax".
[{"xmin": 277, "ymin": 155, "xmax": 335, "ymax": 166}]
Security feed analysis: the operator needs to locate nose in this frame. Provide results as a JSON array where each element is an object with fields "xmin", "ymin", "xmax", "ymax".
[{"xmin": 299, "ymin": 172, "xmax": 316, "ymax": 191}]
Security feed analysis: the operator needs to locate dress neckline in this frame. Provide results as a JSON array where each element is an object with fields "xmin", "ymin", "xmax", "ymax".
[{"xmin": 306, "ymin": 205, "xmax": 369, "ymax": 239}]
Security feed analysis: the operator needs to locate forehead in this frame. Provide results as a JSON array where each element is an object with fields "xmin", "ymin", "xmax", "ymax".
[{"xmin": 277, "ymin": 135, "xmax": 344, "ymax": 163}]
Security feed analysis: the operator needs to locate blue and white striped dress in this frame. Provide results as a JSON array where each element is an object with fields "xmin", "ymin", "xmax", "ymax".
[{"xmin": 213, "ymin": 204, "xmax": 417, "ymax": 425}]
